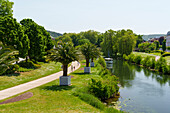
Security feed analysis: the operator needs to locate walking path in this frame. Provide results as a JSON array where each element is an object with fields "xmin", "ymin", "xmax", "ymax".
[{"xmin": 0, "ymin": 61, "xmax": 80, "ymax": 100}]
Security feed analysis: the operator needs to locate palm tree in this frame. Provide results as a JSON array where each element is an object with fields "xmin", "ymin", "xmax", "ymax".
[
  {"xmin": 90, "ymin": 46, "xmax": 101, "ymax": 67},
  {"xmin": 0, "ymin": 44, "xmax": 19, "ymax": 75},
  {"xmin": 80, "ymin": 43, "xmax": 100, "ymax": 73},
  {"xmin": 48, "ymin": 41, "xmax": 79, "ymax": 85}
]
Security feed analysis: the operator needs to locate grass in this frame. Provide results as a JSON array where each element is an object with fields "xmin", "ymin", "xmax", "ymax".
[
  {"xmin": 133, "ymin": 52, "xmax": 170, "ymax": 65},
  {"xmin": 0, "ymin": 60, "xmax": 122, "ymax": 113},
  {"xmin": 0, "ymin": 62, "xmax": 62, "ymax": 90}
]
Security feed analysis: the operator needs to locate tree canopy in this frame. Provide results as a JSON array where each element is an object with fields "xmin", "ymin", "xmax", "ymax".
[
  {"xmin": 0, "ymin": 0, "xmax": 14, "ymax": 17},
  {"xmin": 48, "ymin": 41, "xmax": 79, "ymax": 76},
  {"xmin": 0, "ymin": 16, "xmax": 30, "ymax": 58},
  {"xmin": 20, "ymin": 18, "xmax": 54, "ymax": 61},
  {"xmin": 101, "ymin": 29, "xmax": 137, "ymax": 57}
]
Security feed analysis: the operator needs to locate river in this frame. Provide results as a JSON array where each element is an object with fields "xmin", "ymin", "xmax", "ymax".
[{"xmin": 108, "ymin": 60, "xmax": 170, "ymax": 113}]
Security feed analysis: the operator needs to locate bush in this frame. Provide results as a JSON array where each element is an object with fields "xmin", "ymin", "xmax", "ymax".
[
  {"xmin": 18, "ymin": 60, "xmax": 41, "ymax": 69},
  {"xmin": 150, "ymin": 57, "xmax": 156, "ymax": 69},
  {"xmin": 88, "ymin": 76, "xmax": 119, "ymax": 100},
  {"xmin": 141, "ymin": 56, "xmax": 151, "ymax": 67},
  {"xmin": 162, "ymin": 52, "xmax": 170, "ymax": 57},
  {"xmin": 167, "ymin": 46, "xmax": 170, "ymax": 50},
  {"xmin": 123, "ymin": 54, "xmax": 128, "ymax": 61},
  {"xmin": 98, "ymin": 57, "xmax": 106, "ymax": 68},
  {"xmin": 134, "ymin": 55, "xmax": 142, "ymax": 64},
  {"xmin": 127, "ymin": 54, "xmax": 135, "ymax": 63},
  {"xmin": 4, "ymin": 64, "xmax": 19, "ymax": 74},
  {"xmin": 155, "ymin": 57, "xmax": 167, "ymax": 73}
]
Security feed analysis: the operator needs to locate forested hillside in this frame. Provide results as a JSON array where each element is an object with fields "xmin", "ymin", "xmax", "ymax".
[{"xmin": 47, "ymin": 30, "xmax": 62, "ymax": 38}]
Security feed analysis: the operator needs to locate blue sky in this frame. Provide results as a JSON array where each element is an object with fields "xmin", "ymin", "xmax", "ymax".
[{"xmin": 11, "ymin": 0, "xmax": 170, "ymax": 35}]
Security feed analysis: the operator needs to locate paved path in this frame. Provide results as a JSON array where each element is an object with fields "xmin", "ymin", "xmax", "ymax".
[{"xmin": 0, "ymin": 61, "xmax": 80, "ymax": 100}]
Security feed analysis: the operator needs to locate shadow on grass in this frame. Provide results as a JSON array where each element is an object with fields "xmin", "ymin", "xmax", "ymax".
[
  {"xmin": 1, "ymin": 73, "xmax": 20, "ymax": 77},
  {"xmin": 43, "ymin": 85, "xmax": 75, "ymax": 91}
]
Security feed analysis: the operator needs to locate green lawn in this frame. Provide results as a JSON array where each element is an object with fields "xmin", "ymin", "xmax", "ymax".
[
  {"xmin": 0, "ymin": 62, "xmax": 62, "ymax": 90},
  {"xmin": 0, "ymin": 60, "xmax": 121, "ymax": 113},
  {"xmin": 133, "ymin": 52, "xmax": 170, "ymax": 65}
]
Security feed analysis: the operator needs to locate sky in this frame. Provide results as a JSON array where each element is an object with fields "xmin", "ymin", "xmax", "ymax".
[{"xmin": 11, "ymin": 0, "xmax": 170, "ymax": 35}]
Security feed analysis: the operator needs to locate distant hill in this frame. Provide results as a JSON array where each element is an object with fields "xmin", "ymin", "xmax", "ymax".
[
  {"xmin": 142, "ymin": 34, "xmax": 165, "ymax": 41},
  {"xmin": 47, "ymin": 30, "xmax": 62, "ymax": 38}
]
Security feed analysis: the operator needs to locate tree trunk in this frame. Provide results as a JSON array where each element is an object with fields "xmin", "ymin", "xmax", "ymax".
[
  {"xmin": 63, "ymin": 64, "xmax": 68, "ymax": 76},
  {"xmin": 26, "ymin": 56, "xmax": 28, "ymax": 62},
  {"xmin": 92, "ymin": 58, "xmax": 94, "ymax": 62},
  {"xmin": 86, "ymin": 58, "xmax": 89, "ymax": 67}
]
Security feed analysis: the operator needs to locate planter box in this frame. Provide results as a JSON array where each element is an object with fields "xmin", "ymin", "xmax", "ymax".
[
  {"xmin": 59, "ymin": 76, "xmax": 71, "ymax": 86},
  {"xmin": 84, "ymin": 67, "xmax": 91, "ymax": 73},
  {"xmin": 90, "ymin": 62, "xmax": 94, "ymax": 67}
]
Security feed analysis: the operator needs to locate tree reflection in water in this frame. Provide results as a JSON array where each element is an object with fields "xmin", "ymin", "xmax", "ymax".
[
  {"xmin": 111, "ymin": 59, "xmax": 170, "ymax": 87},
  {"xmin": 111, "ymin": 60, "xmax": 135, "ymax": 88}
]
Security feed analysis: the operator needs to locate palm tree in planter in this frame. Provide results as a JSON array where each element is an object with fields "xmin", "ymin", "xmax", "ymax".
[
  {"xmin": 80, "ymin": 43, "xmax": 98, "ymax": 73},
  {"xmin": 48, "ymin": 41, "xmax": 79, "ymax": 86},
  {"xmin": 90, "ymin": 46, "xmax": 101, "ymax": 67}
]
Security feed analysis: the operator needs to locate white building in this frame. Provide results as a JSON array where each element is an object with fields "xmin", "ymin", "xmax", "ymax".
[{"xmin": 166, "ymin": 31, "xmax": 170, "ymax": 47}]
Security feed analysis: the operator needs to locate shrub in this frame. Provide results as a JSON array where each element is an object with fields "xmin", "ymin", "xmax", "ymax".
[
  {"xmin": 98, "ymin": 57, "xmax": 106, "ymax": 68},
  {"xmin": 134, "ymin": 55, "xmax": 142, "ymax": 64},
  {"xmin": 162, "ymin": 52, "xmax": 170, "ymax": 57},
  {"xmin": 167, "ymin": 46, "xmax": 170, "ymax": 50},
  {"xmin": 88, "ymin": 76, "xmax": 119, "ymax": 100},
  {"xmin": 18, "ymin": 60, "xmax": 41, "ymax": 69},
  {"xmin": 141, "ymin": 56, "xmax": 151, "ymax": 67},
  {"xmin": 4, "ymin": 64, "xmax": 19, "ymax": 74},
  {"xmin": 127, "ymin": 54, "xmax": 135, "ymax": 63},
  {"xmin": 150, "ymin": 57, "xmax": 156, "ymax": 69},
  {"xmin": 155, "ymin": 57, "xmax": 167, "ymax": 72},
  {"xmin": 123, "ymin": 54, "xmax": 128, "ymax": 61}
]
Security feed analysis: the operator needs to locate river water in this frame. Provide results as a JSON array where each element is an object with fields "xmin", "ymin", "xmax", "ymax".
[{"xmin": 109, "ymin": 60, "xmax": 170, "ymax": 113}]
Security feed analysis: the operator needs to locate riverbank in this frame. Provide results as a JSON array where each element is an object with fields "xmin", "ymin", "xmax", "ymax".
[
  {"xmin": 123, "ymin": 53, "xmax": 170, "ymax": 75},
  {"xmin": 0, "ymin": 60, "xmax": 122, "ymax": 113},
  {"xmin": 133, "ymin": 52, "xmax": 170, "ymax": 65},
  {"xmin": 111, "ymin": 59, "xmax": 170, "ymax": 113}
]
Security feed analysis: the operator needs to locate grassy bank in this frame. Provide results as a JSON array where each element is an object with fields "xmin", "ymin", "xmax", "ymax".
[
  {"xmin": 0, "ymin": 60, "xmax": 122, "ymax": 113},
  {"xmin": 133, "ymin": 52, "xmax": 170, "ymax": 64},
  {"xmin": 0, "ymin": 62, "xmax": 62, "ymax": 90}
]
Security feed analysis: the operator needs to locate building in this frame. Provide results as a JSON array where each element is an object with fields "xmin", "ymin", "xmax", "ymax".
[{"xmin": 166, "ymin": 31, "xmax": 170, "ymax": 47}]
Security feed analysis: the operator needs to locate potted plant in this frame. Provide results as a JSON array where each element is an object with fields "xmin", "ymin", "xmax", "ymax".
[{"xmin": 48, "ymin": 41, "xmax": 79, "ymax": 86}]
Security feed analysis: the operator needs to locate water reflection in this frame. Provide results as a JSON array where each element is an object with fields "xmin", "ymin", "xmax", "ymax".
[
  {"xmin": 112, "ymin": 59, "xmax": 170, "ymax": 87},
  {"xmin": 112, "ymin": 60, "xmax": 136, "ymax": 88},
  {"xmin": 111, "ymin": 59, "xmax": 170, "ymax": 113}
]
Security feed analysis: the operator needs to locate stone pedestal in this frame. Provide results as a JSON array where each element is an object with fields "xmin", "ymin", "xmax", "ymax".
[
  {"xmin": 90, "ymin": 62, "xmax": 94, "ymax": 67},
  {"xmin": 84, "ymin": 67, "xmax": 91, "ymax": 73},
  {"xmin": 59, "ymin": 76, "xmax": 71, "ymax": 86}
]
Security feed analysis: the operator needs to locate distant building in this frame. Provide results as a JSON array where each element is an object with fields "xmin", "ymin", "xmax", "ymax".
[{"xmin": 166, "ymin": 31, "xmax": 170, "ymax": 47}]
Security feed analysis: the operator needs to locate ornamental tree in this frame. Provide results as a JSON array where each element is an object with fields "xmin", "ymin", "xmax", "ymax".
[{"xmin": 48, "ymin": 41, "xmax": 79, "ymax": 76}]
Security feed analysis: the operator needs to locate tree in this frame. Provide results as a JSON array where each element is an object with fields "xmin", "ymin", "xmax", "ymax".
[
  {"xmin": 91, "ymin": 45, "xmax": 101, "ymax": 62},
  {"xmin": 117, "ymin": 29, "xmax": 137, "ymax": 56},
  {"xmin": 80, "ymin": 43, "xmax": 95, "ymax": 67},
  {"xmin": 0, "ymin": 44, "xmax": 19, "ymax": 75},
  {"xmin": 48, "ymin": 41, "xmax": 79, "ymax": 76},
  {"xmin": 154, "ymin": 40, "xmax": 159, "ymax": 50},
  {"xmin": 135, "ymin": 34, "xmax": 143, "ymax": 48},
  {"xmin": 0, "ymin": 16, "xmax": 30, "ymax": 59},
  {"xmin": 82, "ymin": 30, "xmax": 98, "ymax": 44},
  {"xmin": 78, "ymin": 38, "xmax": 90, "ymax": 45},
  {"xmin": 20, "ymin": 19, "xmax": 54, "ymax": 61},
  {"xmin": 0, "ymin": 0, "xmax": 14, "ymax": 17},
  {"xmin": 162, "ymin": 40, "xmax": 166, "ymax": 51},
  {"xmin": 101, "ymin": 29, "xmax": 117, "ymax": 57}
]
